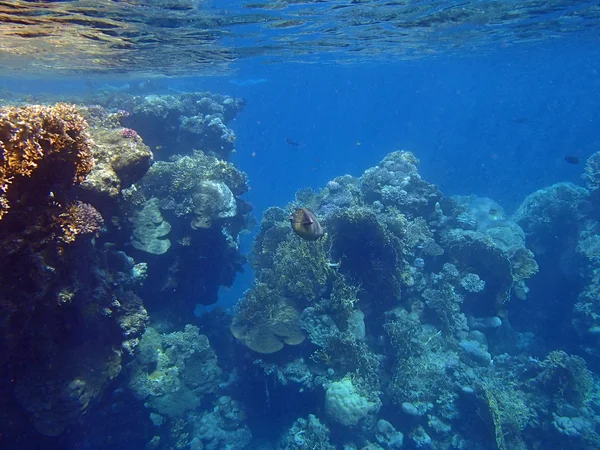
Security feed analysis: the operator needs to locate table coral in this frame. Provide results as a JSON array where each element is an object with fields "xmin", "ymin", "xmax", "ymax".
[{"xmin": 231, "ymin": 287, "xmax": 305, "ymax": 353}]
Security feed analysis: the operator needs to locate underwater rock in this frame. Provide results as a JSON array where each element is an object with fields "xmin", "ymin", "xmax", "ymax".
[
  {"xmin": 552, "ymin": 414, "xmax": 589, "ymax": 438},
  {"xmin": 514, "ymin": 182, "xmax": 589, "ymax": 255},
  {"xmin": 467, "ymin": 316, "xmax": 502, "ymax": 330},
  {"xmin": 81, "ymin": 125, "xmax": 153, "ymax": 198},
  {"xmin": 189, "ymin": 396, "xmax": 252, "ymax": 450},
  {"xmin": 459, "ymin": 338, "xmax": 492, "ymax": 365},
  {"xmin": 376, "ymin": 419, "xmax": 404, "ymax": 449},
  {"xmin": 401, "ymin": 402, "xmax": 420, "ymax": 416}
]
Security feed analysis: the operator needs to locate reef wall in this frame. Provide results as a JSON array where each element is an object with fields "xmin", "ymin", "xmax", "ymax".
[{"xmin": 0, "ymin": 91, "xmax": 253, "ymax": 445}]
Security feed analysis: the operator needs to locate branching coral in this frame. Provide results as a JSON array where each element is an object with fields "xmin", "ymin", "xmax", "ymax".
[
  {"xmin": 534, "ymin": 350, "xmax": 593, "ymax": 407},
  {"xmin": 56, "ymin": 200, "xmax": 104, "ymax": 243},
  {"xmin": 0, "ymin": 103, "xmax": 93, "ymax": 219}
]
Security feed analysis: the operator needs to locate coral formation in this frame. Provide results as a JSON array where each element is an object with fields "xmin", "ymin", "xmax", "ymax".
[
  {"xmin": 92, "ymin": 92, "xmax": 244, "ymax": 160},
  {"xmin": 0, "ymin": 103, "xmax": 93, "ymax": 218},
  {"xmin": 121, "ymin": 149, "xmax": 253, "ymax": 307},
  {"xmin": 131, "ymin": 197, "xmax": 172, "ymax": 255},
  {"xmin": 81, "ymin": 124, "xmax": 153, "ymax": 199},
  {"xmin": 8, "ymin": 92, "xmax": 600, "ymax": 450},
  {"xmin": 231, "ymin": 287, "xmax": 305, "ymax": 353},
  {"xmin": 129, "ymin": 325, "xmax": 221, "ymax": 418},
  {"xmin": 226, "ymin": 149, "xmax": 580, "ymax": 450},
  {"xmin": 325, "ymin": 377, "xmax": 380, "ymax": 426}
]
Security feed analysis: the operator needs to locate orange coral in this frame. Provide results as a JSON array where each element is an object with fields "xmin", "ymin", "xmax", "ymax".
[
  {"xmin": 0, "ymin": 103, "xmax": 94, "ymax": 219},
  {"xmin": 55, "ymin": 201, "xmax": 104, "ymax": 244}
]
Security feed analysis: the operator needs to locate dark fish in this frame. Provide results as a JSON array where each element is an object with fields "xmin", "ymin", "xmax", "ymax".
[
  {"xmin": 290, "ymin": 207, "xmax": 324, "ymax": 241},
  {"xmin": 513, "ymin": 117, "xmax": 529, "ymax": 124},
  {"xmin": 564, "ymin": 156, "xmax": 580, "ymax": 165},
  {"xmin": 286, "ymin": 137, "xmax": 301, "ymax": 146}
]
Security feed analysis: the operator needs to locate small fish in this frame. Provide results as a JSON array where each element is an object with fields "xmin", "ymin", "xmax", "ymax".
[
  {"xmin": 286, "ymin": 137, "xmax": 301, "ymax": 147},
  {"xmin": 564, "ymin": 155, "xmax": 580, "ymax": 165},
  {"xmin": 290, "ymin": 207, "xmax": 324, "ymax": 241}
]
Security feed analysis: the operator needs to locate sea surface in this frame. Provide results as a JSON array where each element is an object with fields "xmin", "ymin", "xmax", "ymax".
[{"xmin": 1, "ymin": 1, "xmax": 600, "ymax": 449}]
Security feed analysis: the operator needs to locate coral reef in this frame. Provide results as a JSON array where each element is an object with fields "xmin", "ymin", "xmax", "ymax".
[
  {"xmin": 91, "ymin": 92, "xmax": 244, "ymax": 160},
  {"xmin": 227, "ymin": 149, "xmax": 600, "ymax": 450},
  {"xmin": 583, "ymin": 150, "xmax": 600, "ymax": 192},
  {"xmin": 0, "ymin": 102, "xmax": 142, "ymax": 442},
  {"xmin": 121, "ymin": 150, "xmax": 253, "ymax": 308},
  {"xmin": 0, "ymin": 103, "xmax": 93, "ymax": 219},
  {"xmin": 129, "ymin": 325, "xmax": 221, "ymax": 419},
  {"xmin": 2, "ymin": 239, "xmax": 148, "ymax": 437},
  {"xmin": 325, "ymin": 376, "xmax": 380, "ymax": 426},
  {"xmin": 279, "ymin": 415, "xmax": 335, "ymax": 450},
  {"xmin": 8, "ymin": 93, "xmax": 600, "ymax": 450},
  {"xmin": 131, "ymin": 197, "xmax": 172, "ymax": 255}
]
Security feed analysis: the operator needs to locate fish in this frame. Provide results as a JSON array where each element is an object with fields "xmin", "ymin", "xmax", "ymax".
[
  {"xmin": 290, "ymin": 207, "xmax": 324, "ymax": 241},
  {"xmin": 564, "ymin": 155, "xmax": 580, "ymax": 165},
  {"xmin": 286, "ymin": 137, "xmax": 301, "ymax": 147}
]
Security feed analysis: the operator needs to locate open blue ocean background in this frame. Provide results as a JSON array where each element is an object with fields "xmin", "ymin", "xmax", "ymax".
[{"xmin": 3, "ymin": 2, "xmax": 600, "ymax": 449}]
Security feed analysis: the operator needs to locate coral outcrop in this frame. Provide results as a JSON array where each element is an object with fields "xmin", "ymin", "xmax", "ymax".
[
  {"xmin": 0, "ymin": 103, "xmax": 93, "ymax": 218},
  {"xmin": 81, "ymin": 123, "xmax": 153, "ymax": 199},
  {"xmin": 0, "ymin": 103, "xmax": 150, "ymax": 440},
  {"xmin": 92, "ymin": 92, "xmax": 244, "ymax": 160},
  {"xmin": 122, "ymin": 150, "xmax": 253, "ymax": 308},
  {"xmin": 229, "ymin": 150, "xmax": 565, "ymax": 450},
  {"xmin": 129, "ymin": 325, "xmax": 221, "ymax": 418}
]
